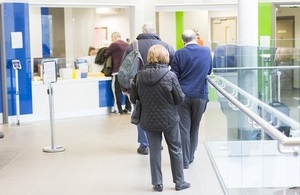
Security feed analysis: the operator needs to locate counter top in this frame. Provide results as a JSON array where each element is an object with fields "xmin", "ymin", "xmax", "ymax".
[{"xmin": 32, "ymin": 77, "xmax": 111, "ymax": 85}]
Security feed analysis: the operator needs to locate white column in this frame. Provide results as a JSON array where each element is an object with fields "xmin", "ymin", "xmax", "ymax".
[
  {"xmin": 130, "ymin": 0, "xmax": 155, "ymax": 41},
  {"xmin": 238, "ymin": 0, "xmax": 258, "ymax": 46},
  {"xmin": 238, "ymin": 0, "xmax": 259, "ymax": 140}
]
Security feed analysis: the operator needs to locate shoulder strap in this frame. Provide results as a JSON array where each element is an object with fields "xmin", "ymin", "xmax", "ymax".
[{"xmin": 133, "ymin": 40, "xmax": 139, "ymax": 52}]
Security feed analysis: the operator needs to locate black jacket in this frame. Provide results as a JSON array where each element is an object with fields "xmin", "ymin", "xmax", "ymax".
[
  {"xmin": 123, "ymin": 33, "xmax": 175, "ymax": 69},
  {"xmin": 121, "ymin": 33, "xmax": 175, "ymax": 92},
  {"xmin": 95, "ymin": 47, "xmax": 112, "ymax": 76},
  {"xmin": 130, "ymin": 64, "xmax": 185, "ymax": 132}
]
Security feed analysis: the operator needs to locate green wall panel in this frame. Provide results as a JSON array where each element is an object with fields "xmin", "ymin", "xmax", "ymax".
[
  {"xmin": 258, "ymin": 3, "xmax": 273, "ymax": 44},
  {"xmin": 175, "ymin": 12, "xmax": 184, "ymax": 50},
  {"xmin": 258, "ymin": 3, "xmax": 274, "ymax": 98}
]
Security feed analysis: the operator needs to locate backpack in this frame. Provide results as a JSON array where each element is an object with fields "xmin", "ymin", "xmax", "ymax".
[{"xmin": 118, "ymin": 41, "xmax": 144, "ymax": 90}]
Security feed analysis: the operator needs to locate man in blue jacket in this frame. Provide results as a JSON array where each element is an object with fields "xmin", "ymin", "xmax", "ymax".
[
  {"xmin": 123, "ymin": 22, "xmax": 175, "ymax": 155},
  {"xmin": 171, "ymin": 29, "xmax": 212, "ymax": 169}
]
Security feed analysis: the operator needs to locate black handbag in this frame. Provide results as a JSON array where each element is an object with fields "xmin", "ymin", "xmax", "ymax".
[{"xmin": 131, "ymin": 100, "xmax": 141, "ymax": 125}]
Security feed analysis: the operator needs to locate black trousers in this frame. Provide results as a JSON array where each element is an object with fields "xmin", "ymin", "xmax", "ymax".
[
  {"xmin": 113, "ymin": 75, "xmax": 131, "ymax": 113},
  {"xmin": 178, "ymin": 97, "xmax": 207, "ymax": 168}
]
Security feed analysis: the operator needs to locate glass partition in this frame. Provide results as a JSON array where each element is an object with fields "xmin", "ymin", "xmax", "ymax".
[
  {"xmin": 29, "ymin": 6, "xmax": 131, "ymax": 81},
  {"xmin": 205, "ymin": 43, "xmax": 300, "ymax": 194}
]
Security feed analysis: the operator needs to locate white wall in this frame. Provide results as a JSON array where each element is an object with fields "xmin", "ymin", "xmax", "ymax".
[
  {"xmin": 157, "ymin": 12, "xmax": 176, "ymax": 48},
  {"xmin": 157, "ymin": 10, "xmax": 238, "ymax": 49},
  {"xmin": 184, "ymin": 11, "xmax": 209, "ymax": 45},
  {"xmin": 94, "ymin": 8, "xmax": 131, "ymax": 45},
  {"xmin": 70, "ymin": 8, "xmax": 96, "ymax": 58},
  {"xmin": 29, "ymin": 7, "xmax": 43, "ymax": 59},
  {"xmin": 29, "ymin": 6, "xmax": 43, "ymax": 76}
]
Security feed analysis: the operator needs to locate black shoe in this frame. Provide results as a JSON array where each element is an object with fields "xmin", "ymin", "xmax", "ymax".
[
  {"xmin": 123, "ymin": 109, "xmax": 131, "ymax": 114},
  {"xmin": 189, "ymin": 156, "xmax": 194, "ymax": 164},
  {"xmin": 137, "ymin": 146, "xmax": 149, "ymax": 155},
  {"xmin": 175, "ymin": 182, "xmax": 190, "ymax": 191},
  {"xmin": 153, "ymin": 184, "xmax": 163, "ymax": 192},
  {"xmin": 111, "ymin": 110, "xmax": 121, "ymax": 115}
]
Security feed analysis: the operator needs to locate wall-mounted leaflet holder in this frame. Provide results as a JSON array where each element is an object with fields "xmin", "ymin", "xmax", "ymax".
[
  {"xmin": 42, "ymin": 60, "xmax": 65, "ymax": 153},
  {"xmin": 12, "ymin": 60, "xmax": 21, "ymax": 125}
]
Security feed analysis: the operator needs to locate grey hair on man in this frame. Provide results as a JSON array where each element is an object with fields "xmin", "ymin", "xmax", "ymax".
[
  {"xmin": 112, "ymin": 32, "xmax": 121, "ymax": 39},
  {"xmin": 142, "ymin": 22, "xmax": 156, "ymax": 34},
  {"xmin": 182, "ymin": 29, "xmax": 197, "ymax": 44}
]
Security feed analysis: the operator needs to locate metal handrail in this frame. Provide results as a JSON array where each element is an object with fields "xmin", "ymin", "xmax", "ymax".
[
  {"xmin": 207, "ymin": 75, "xmax": 300, "ymax": 149},
  {"xmin": 214, "ymin": 75, "xmax": 300, "ymax": 131},
  {"xmin": 212, "ymin": 65, "xmax": 300, "ymax": 72}
]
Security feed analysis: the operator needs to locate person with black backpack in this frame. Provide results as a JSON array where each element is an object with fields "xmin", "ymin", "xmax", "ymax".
[{"xmin": 121, "ymin": 22, "xmax": 175, "ymax": 155}]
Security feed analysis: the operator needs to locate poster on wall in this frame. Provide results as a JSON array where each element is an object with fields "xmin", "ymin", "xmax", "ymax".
[
  {"xmin": 11, "ymin": 32, "xmax": 23, "ymax": 49},
  {"xmin": 94, "ymin": 27, "xmax": 108, "ymax": 48}
]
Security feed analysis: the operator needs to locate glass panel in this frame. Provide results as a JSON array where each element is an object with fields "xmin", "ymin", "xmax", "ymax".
[
  {"xmin": 29, "ymin": 6, "xmax": 130, "ymax": 81},
  {"xmin": 205, "ymin": 42, "xmax": 300, "ymax": 194}
]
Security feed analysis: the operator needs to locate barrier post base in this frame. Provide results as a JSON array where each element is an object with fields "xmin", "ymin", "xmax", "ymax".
[{"xmin": 43, "ymin": 145, "xmax": 65, "ymax": 153}]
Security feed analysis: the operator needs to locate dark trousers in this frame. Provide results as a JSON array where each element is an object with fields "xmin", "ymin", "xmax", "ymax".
[
  {"xmin": 113, "ymin": 75, "xmax": 131, "ymax": 113},
  {"xmin": 146, "ymin": 123, "xmax": 184, "ymax": 185},
  {"xmin": 177, "ymin": 97, "xmax": 207, "ymax": 168}
]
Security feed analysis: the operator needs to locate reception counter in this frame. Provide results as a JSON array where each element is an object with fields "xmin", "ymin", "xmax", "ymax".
[{"xmin": 18, "ymin": 77, "xmax": 114, "ymax": 123}]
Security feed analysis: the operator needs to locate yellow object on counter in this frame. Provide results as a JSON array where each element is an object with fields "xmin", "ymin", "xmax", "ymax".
[
  {"xmin": 72, "ymin": 69, "xmax": 81, "ymax": 79},
  {"xmin": 87, "ymin": 72, "xmax": 105, "ymax": 78}
]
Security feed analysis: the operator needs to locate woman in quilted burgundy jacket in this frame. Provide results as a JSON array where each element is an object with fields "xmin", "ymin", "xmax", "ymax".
[{"xmin": 130, "ymin": 44, "xmax": 190, "ymax": 192}]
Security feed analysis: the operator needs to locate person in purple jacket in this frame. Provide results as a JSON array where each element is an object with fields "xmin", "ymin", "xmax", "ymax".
[
  {"xmin": 171, "ymin": 29, "xmax": 212, "ymax": 169},
  {"xmin": 105, "ymin": 32, "xmax": 131, "ymax": 115}
]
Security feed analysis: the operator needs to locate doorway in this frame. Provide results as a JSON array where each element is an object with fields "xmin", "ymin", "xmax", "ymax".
[
  {"xmin": 211, "ymin": 17, "xmax": 237, "ymax": 51},
  {"xmin": 276, "ymin": 16, "xmax": 295, "ymax": 48}
]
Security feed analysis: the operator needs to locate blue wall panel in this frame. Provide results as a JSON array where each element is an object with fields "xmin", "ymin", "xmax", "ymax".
[
  {"xmin": 41, "ymin": 8, "xmax": 50, "ymax": 57},
  {"xmin": 3, "ymin": 3, "xmax": 32, "ymax": 115},
  {"xmin": 0, "ymin": 4, "xmax": 2, "ymax": 113},
  {"xmin": 98, "ymin": 80, "xmax": 114, "ymax": 107}
]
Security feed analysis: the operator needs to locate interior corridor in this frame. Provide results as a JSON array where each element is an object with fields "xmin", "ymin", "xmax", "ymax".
[{"xmin": 0, "ymin": 110, "xmax": 223, "ymax": 195}]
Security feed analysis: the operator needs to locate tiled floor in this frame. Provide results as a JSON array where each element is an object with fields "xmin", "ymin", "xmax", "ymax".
[{"xmin": 0, "ymin": 112, "xmax": 224, "ymax": 195}]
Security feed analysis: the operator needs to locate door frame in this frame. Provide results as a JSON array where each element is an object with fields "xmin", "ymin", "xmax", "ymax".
[
  {"xmin": 276, "ymin": 16, "xmax": 295, "ymax": 48},
  {"xmin": 210, "ymin": 16, "xmax": 237, "ymax": 51}
]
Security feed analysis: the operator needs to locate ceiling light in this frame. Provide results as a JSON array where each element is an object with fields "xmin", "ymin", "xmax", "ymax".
[{"xmin": 279, "ymin": 4, "xmax": 300, "ymax": 8}]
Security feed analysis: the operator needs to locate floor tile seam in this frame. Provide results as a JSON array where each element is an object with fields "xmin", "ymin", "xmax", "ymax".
[
  {"xmin": 0, "ymin": 147, "xmax": 29, "ymax": 174},
  {"xmin": 86, "ymin": 166, "xmax": 105, "ymax": 193}
]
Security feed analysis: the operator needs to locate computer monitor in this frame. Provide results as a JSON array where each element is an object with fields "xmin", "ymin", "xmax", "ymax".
[
  {"xmin": 78, "ymin": 56, "xmax": 102, "ymax": 73},
  {"xmin": 33, "ymin": 57, "xmax": 66, "ymax": 77}
]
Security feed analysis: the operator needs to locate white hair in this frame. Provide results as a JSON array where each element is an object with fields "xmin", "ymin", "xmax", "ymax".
[
  {"xmin": 142, "ymin": 22, "xmax": 156, "ymax": 34},
  {"xmin": 182, "ymin": 29, "xmax": 197, "ymax": 43}
]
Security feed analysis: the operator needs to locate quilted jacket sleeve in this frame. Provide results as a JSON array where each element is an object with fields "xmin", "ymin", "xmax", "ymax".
[{"xmin": 171, "ymin": 72, "xmax": 185, "ymax": 105}]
